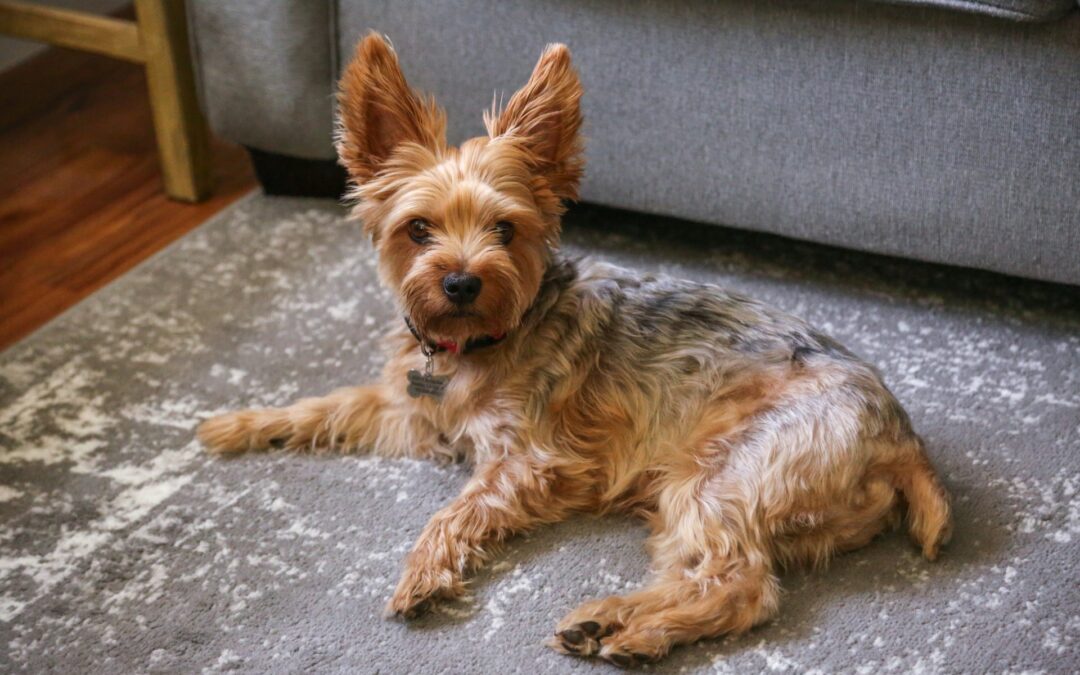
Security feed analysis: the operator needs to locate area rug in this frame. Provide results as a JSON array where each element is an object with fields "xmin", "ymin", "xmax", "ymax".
[{"xmin": 1, "ymin": 194, "xmax": 1078, "ymax": 673}]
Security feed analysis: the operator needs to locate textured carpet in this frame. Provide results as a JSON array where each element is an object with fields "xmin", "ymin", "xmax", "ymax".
[{"xmin": 1, "ymin": 195, "xmax": 1078, "ymax": 673}]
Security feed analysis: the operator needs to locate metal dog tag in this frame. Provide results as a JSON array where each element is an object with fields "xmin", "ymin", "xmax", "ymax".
[
  {"xmin": 407, "ymin": 369, "xmax": 449, "ymax": 400},
  {"xmin": 407, "ymin": 347, "xmax": 448, "ymax": 400}
]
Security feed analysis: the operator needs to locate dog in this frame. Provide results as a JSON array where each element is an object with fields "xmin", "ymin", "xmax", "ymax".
[{"xmin": 197, "ymin": 34, "xmax": 952, "ymax": 667}]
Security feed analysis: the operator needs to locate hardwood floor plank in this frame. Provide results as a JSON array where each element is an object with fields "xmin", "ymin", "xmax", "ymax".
[{"xmin": 0, "ymin": 38, "xmax": 256, "ymax": 350}]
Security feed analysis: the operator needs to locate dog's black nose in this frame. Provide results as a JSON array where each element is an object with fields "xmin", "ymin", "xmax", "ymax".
[{"xmin": 442, "ymin": 273, "xmax": 482, "ymax": 305}]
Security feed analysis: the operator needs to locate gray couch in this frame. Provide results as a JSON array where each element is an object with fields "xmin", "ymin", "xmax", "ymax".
[{"xmin": 187, "ymin": 0, "xmax": 1080, "ymax": 285}]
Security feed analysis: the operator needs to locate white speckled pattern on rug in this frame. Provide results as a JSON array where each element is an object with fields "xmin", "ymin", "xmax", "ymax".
[{"xmin": 1, "ymin": 195, "xmax": 1078, "ymax": 674}]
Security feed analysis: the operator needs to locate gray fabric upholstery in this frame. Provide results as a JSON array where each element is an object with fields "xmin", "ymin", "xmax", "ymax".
[
  {"xmin": 188, "ymin": 0, "xmax": 1080, "ymax": 285},
  {"xmin": 873, "ymin": 0, "xmax": 1075, "ymax": 21},
  {"xmin": 188, "ymin": 0, "xmax": 337, "ymax": 159}
]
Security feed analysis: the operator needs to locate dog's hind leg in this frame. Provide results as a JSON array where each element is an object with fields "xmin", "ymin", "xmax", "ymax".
[
  {"xmin": 603, "ymin": 556, "xmax": 779, "ymax": 666},
  {"xmin": 553, "ymin": 401, "xmax": 951, "ymax": 664},
  {"xmin": 197, "ymin": 384, "xmax": 440, "ymax": 457},
  {"xmin": 553, "ymin": 541, "xmax": 780, "ymax": 665},
  {"xmin": 553, "ymin": 444, "xmax": 782, "ymax": 664}
]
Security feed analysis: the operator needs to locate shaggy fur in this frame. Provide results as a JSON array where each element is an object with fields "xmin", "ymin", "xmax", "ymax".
[{"xmin": 197, "ymin": 34, "xmax": 952, "ymax": 667}]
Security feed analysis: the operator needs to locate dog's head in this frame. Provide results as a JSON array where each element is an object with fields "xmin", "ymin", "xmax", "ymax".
[{"xmin": 336, "ymin": 34, "xmax": 583, "ymax": 345}]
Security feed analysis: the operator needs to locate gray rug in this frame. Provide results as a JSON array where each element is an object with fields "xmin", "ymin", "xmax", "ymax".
[{"xmin": 1, "ymin": 194, "xmax": 1078, "ymax": 674}]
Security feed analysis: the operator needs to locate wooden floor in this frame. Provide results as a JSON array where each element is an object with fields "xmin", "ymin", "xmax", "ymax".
[{"xmin": 0, "ymin": 41, "xmax": 256, "ymax": 350}]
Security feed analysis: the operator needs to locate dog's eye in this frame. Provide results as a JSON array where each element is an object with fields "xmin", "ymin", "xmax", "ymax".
[
  {"xmin": 494, "ymin": 221, "xmax": 514, "ymax": 246},
  {"xmin": 407, "ymin": 218, "xmax": 431, "ymax": 244}
]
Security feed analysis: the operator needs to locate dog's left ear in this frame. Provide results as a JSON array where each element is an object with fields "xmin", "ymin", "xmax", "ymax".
[
  {"xmin": 485, "ymin": 44, "xmax": 584, "ymax": 202},
  {"xmin": 337, "ymin": 33, "xmax": 446, "ymax": 184}
]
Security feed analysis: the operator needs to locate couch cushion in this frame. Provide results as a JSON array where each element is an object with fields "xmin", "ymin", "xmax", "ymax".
[
  {"xmin": 188, "ymin": 0, "xmax": 336, "ymax": 160},
  {"xmin": 188, "ymin": 0, "xmax": 1080, "ymax": 284},
  {"xmin": 870, "ymin": 0, "xmax": 1075, "ymax": 21},
  {"xmin": 333, "ymin": 0, "xmax": 1080, "ymax": 285}
]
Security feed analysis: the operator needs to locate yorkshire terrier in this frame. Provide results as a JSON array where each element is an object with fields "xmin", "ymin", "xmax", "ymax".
[{"xmin": 198, "ymin": 34, "xmax": 952, "ymax": 667}]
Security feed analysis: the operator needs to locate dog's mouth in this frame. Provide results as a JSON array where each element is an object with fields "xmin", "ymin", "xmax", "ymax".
[
  {"xmin": 414, "ymin": 307, "xmax": 517, "ymax": 348},
  {"xmin": 411, "ymin": 308, "xmax": 490, "ymax": 340}
]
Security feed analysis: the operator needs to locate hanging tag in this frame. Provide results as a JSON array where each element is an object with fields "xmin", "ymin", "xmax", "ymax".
[{"xmin": 407, "ymin": 348, "xmax": 448, "ymax": 400}]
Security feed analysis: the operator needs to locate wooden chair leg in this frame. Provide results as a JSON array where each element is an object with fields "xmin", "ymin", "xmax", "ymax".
[{"xmin": 133, "ymin": 0, "xmax": 211, "ymax": 202}]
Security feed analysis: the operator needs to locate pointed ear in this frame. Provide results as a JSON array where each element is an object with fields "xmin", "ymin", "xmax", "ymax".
[
  {"xmin": 485, "ymin": 44, "xmax": 584, "ymax": 201},
  {"xmin": 336, "ymin": 33, "xmax": 446, "ymax": 183}
]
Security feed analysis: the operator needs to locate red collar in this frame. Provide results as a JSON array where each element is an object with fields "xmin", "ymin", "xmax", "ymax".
[{"xmin": 404, "ymin": 317, "xmax": 506, "ymax": 355}]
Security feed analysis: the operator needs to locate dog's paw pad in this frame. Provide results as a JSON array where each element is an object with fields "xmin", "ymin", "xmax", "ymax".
[
  {"xmin": 598, "ymin": 628, "xmax": 666, "ymax": 668},
  {"xmin": 580, "ymin": 620, "xmax": 604, "ymax": 636},
  {"xmin": 549, "ymin": 630, "xmax": 600, "ymax": 657},
  {"xmin": 550, "ymin": 618, "xmax": 618, "ymax": 657},
  {"xmin": 600, "ymin": 646, "xmax": 658, "ymax": 669},
  {"xmin": 602, "ymin": 651, "xmax": 637, "ymax": 669},
  {"xmin": 632, "ymin": 652, "xmax": 656, "ymax": 662}
]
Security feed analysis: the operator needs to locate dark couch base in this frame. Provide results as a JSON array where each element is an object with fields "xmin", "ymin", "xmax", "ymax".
[
  {"xmin": 247, "ymin": 147, "xmax": 347, "ymax": 199},
  {"xmin": 239, "ymin": 150, "xmax": 1080, "ymax": 294}
]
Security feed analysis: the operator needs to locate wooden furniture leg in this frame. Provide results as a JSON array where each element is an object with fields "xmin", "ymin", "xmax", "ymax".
[
  {"xmin": 0, "ymin": 0, "xmax": 212, "ymax": 202},
  {"xmin": 133, "ymin": 0, "xmax": 210, "ymax": 202}
]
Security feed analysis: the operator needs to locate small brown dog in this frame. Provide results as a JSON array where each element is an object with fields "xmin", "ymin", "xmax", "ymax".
[{"xmin": 198, "ymin": 34, "xmax": 952, "ymax": 666}]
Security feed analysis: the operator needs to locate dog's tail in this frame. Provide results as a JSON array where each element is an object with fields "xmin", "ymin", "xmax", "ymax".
[{"xmin": 890, "ymin": 437, "xmax": 952, "ymax": 561}]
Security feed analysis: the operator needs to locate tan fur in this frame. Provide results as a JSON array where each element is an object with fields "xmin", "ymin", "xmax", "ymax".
[{"xmin": 198, "ymin": 35, "xmax": 951, "ymax": 666}]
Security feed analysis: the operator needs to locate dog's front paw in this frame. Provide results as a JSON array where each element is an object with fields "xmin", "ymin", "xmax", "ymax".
[
  {"xmin": 385, "ymin": 563, "xmax": 462, "ymax": 620},
  {"xmin": 197, "ymin": 412, "xmax": 256, "ymax": 453},
  {"xmin": 197, "ymin": 410, "xmax": 289, "ymax": 454},
  {"xmin": 195, "ymin": 408, "xmax": 293, "ymax": 455}
]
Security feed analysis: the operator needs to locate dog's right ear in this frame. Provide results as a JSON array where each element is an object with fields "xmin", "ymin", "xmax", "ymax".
[
  {"xmin": 485, "ymin": 44, "xmax": 583, "ymax": 203},
  {"xmin": 336, "ymin": 33, "xmax": 446, "ymax": 183}
]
